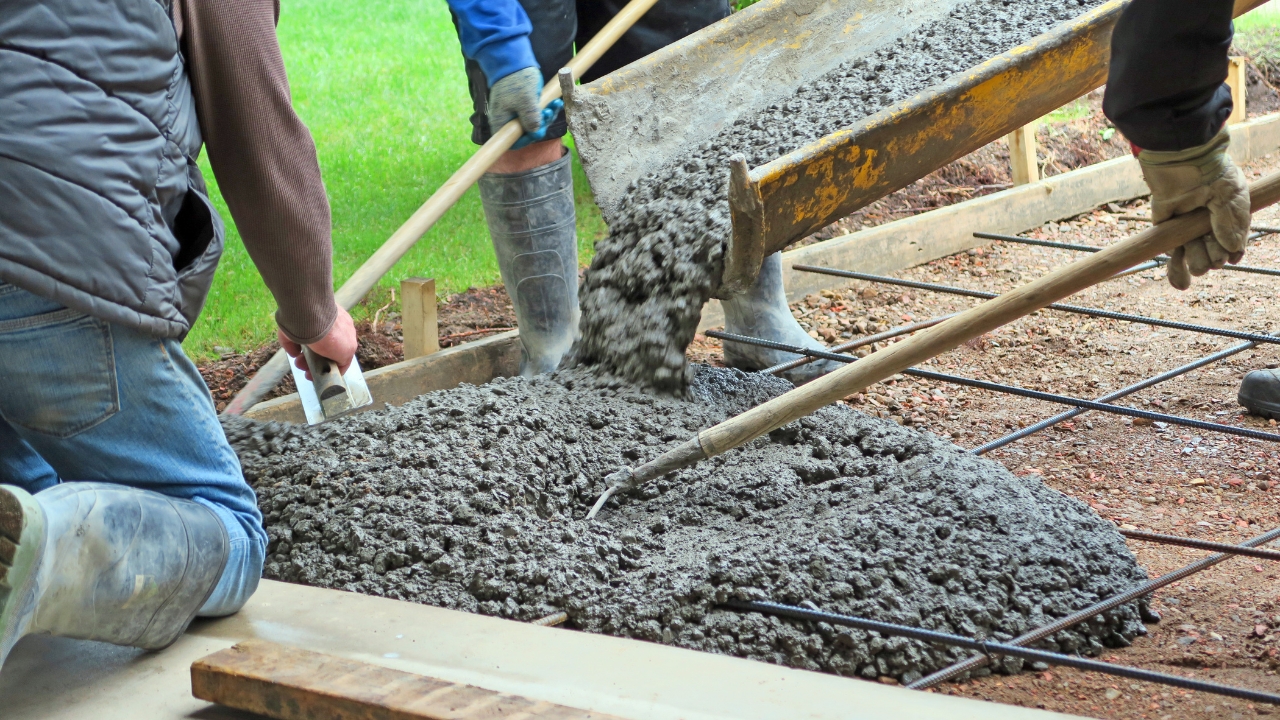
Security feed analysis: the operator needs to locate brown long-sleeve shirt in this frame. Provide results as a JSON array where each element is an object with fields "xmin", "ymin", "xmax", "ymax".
[{"xmin": 174, "ymin": 0, "xmax": 337, "ymax": 345}]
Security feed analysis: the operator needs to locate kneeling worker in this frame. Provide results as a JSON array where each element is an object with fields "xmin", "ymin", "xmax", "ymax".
[
  {"xmin": 0, "ymin": 0, "xmax": 355, "ymax": 668},
  {"xmin": 447, "ymin": 0, "xmax": 843, "ymax": 382}
]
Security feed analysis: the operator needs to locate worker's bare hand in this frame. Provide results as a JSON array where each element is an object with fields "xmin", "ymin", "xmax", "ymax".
[
  {"xmin": 279, "ymin": 305, "xmax": 358, "ymax": 379},
  {"xmin": 1140, "ymin": 130, "xmax": 1251, "ymax": 290}
]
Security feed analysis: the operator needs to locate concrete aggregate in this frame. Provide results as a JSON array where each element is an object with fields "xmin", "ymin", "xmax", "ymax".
[
  {"xmin": 224, "ymin": 365, "xmax": 1149, "ymax": 683},
  {"xmin": 571, "ymin": 0, "xmax": 1106, "ymax": 393}
]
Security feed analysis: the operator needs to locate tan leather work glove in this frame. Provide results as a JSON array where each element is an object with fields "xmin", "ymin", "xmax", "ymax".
[{"xmin": 1139, "ymin": 130, "xmax": 1251, "ymax": 290}]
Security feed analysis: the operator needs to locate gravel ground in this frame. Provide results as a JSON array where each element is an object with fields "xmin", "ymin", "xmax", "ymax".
[{"xmin": 692, "ymin": 151, "xmax": 1280, "ymax": 718}]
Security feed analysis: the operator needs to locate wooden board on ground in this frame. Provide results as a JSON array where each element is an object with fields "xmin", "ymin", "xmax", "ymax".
[
  {"xmin": 243, "ymin": 330, "xmax": 521, "ymax": 424},
  {"xmin": 192, "ymin": 640, "xmax": 623, "ymax": 720}
]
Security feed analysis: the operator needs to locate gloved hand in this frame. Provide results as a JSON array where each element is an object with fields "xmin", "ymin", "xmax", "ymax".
[
  {"xmin": 487, "ymin": 66, "xmax": 544, "ymax": 136},
  {"xmin": 1139, "ymin": 130, "xmax": 1251, "ymax": 290}
]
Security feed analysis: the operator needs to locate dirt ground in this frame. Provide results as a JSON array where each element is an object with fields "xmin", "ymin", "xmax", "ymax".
[
  {"xmin": 691, "ymin": 150, "xmax": 1280, "ymax": 719},
  {"xmin": 199, "ymin": 285, "xmax": 517, "ymax": 411}
]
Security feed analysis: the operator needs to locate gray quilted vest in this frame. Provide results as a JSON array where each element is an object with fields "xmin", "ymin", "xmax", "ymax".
[{"xmin": 0, "ymin": 0, "xmax": 223, "ymax": 339}]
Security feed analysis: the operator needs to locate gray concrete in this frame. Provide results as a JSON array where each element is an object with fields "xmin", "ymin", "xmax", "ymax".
[{"xmin": 1, "ymin": 579, "xmax": 1087, "ymax": 720}]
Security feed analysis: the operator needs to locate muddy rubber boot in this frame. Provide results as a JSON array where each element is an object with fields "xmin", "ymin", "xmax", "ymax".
[
  {"xmin": 0, "ymin": 483, "xmax": 228, "ymax": 671},
  {"xmin": 479, "ymin": 150, "xmax": 579, "ymax": 376},
  {"xmin": 721, "ymin": 252, "xmax": 843, "ymax": 384},
  {"xmin": 1239, "ymin": 369, "xmax": 1280, "ymax": 420}
]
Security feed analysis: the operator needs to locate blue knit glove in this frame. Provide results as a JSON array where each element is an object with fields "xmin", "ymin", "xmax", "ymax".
[{"xmin": 511, "ymin": 99, "xmax": 563, "ymax": 150}]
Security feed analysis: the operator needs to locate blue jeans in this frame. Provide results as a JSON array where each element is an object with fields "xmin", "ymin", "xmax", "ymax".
[{"xmin": 0, "ymin": 282, "xmax": 264, "ymax": 616}]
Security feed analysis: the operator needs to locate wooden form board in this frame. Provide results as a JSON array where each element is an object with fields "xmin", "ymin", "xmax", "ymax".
[
  {"xmin": 191, "ymin": 640, "xmax": 624, "ymax": 720},
  {"xmin": 243, "ymin": 330, "xmax": 521, "ymax": 424}
]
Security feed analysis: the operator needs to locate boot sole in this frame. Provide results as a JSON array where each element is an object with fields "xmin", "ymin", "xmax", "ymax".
[
  {"xmin": 1240, "ymin": 397, "xmax": 1280, "ymax": 421},
  {"xmin": 0, "ymin": 485, "xmax": 45, "ymax": 667}
]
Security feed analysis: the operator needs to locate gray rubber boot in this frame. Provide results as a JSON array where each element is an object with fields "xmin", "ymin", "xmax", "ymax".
[
  {"xmin": 721, "ymin": 252, "xmax": 843, "ymax": 384},
  {"xmin": 478, "ymin": 150, "xmax": 579, "ymax": 376},
  {"xmin": 1239, "ymin": 368, "xmax": 1280, "ymax": 420},
  {"xmin": 0, "ymin": 483, "xmax": 228, "ymax": 671}
]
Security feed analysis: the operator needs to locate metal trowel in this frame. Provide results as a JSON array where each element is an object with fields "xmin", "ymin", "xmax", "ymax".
[{"xmin": 289, "ymin": 347, "xmax": 374, "ymax": 424}]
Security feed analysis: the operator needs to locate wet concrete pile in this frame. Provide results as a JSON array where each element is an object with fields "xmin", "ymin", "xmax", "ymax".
[
  {"xmin": 570, "ymin": 0, "xmax": 1107, "ymax": 393},
  {"xmin": 224, "ymin": 366, "xmax": 1149, "ymax": 683}
]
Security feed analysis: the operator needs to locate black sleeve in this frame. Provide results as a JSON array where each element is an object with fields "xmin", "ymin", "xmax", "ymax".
[{"xmin": 1101, "ymin": 0, "xmax": 1235, "ymax": 151}]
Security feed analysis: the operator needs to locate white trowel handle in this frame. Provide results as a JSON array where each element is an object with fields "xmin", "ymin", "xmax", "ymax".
[{"xmin": 301, "ymin": 347, "xmax": 348, "ymax": 402}]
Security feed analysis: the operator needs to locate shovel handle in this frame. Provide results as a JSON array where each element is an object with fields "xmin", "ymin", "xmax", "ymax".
[
  {"xmin": 585, "ymin": 167, "xmax": 1280, "ymax": 519},
  {"xmin": 302, "ymin": 347, "xmax": 347, "ymax": 401}
]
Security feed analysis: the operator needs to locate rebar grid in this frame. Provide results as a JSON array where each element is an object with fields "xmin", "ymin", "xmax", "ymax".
[
  {"xmin": 1120, "ymin": 528, "xmax": 1280, "ymax": 561},
  {"xmin": 791, "ymin": 265, "xmax": 1280, "ymax": 346},
  {"xmin": 910, "ymin": 524, "xmax": 1280, "ymax": 688},
  {"xmin": 704, "ymin": 331, "xmax": 1280, "ymax": 444},
  {"xmin": 709, "ymin": 227, "xmax": 1280, "ymax": 697},
  {"xmin": 724, "ymin": 600, "xmax": 1280, "ymax": 705}
]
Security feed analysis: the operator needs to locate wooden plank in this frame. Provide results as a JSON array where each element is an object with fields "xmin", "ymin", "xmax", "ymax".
[
  {"xmin": 700, "ymin": 111, "xmax": 1280, "ymax": 330},
  {"xmin": 401, "ymin": 277, "xmax": 440, "ymax": 360},
  {"xmin": 1229, "ymin": 56, "xmax": 1247, "ymax": 126},
  {"xmin": 1007, "ymin": 122, "xmax": 1039, "ymax": 185},
  {"xmin": 191, "ymin": 640, "xmax": 625, "ymax": 720},
  {"xmin": 243, "ymin": 330, "xmax": 521, "ymax": 424}
]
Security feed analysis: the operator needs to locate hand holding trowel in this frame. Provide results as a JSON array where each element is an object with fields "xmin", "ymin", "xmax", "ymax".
[{"xmin": 279, "ymin": 307, "xmax": 372, "ymax": 424}]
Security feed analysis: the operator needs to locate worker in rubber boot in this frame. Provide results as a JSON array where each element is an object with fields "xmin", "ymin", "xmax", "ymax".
[
  {"xmin": 1103, "ymin": 0, "xmax": 1277, "ymax": 421},
  {"xmin": 0, "ymin": 0, "xmax": 355, "ymax": 671},
  {"xmin": 448, "ymin": 0, "xmax": 838, "ymax": 382}
]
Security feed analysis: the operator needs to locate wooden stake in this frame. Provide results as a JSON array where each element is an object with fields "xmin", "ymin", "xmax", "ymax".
[
  {"xmin": 400, "ymin": 277, "xmax": 439, "ymax": 360},
  {"xmin": 1007, "ymin": 121, "xmax": 1039, "ymax": 186},
  {"xmin": 1228, "ymin": 56, "xmax": 1247, "ymax": 126},
  {"xmin": 191, "ymin": 641, "xmax": 624, "ymax": 720}
]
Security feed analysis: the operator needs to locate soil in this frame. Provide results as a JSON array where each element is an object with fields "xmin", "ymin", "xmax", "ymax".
[
  {"xmin": 223, "ymin": 363, "xmax": 1149, "ymax": 685},
  {"xmin": 200, "ymin": 286, "xmax": 517, "ymax": 412},
  {"xmin": 571, "ymin": 0, "xmax": 1112, "ymax": 394},
  {"xmin": 689, "ymin": 151, "xmax": 1280, "ymax": 718}
]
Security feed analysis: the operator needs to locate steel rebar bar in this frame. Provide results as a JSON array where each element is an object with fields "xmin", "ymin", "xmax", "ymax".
[
  {"xmin": 1120, "ymin": 528, "xmax": 1280, "ymax": 560},
  {"xmin": 530, "ymin": 611, "xmax": 569, "ymax": 627},
  {"xmin": 761, "ymin": 314, "xmax": 957, "ymax": 375},
  {"xmin": 974, "ymin": 341, "xmax": 1260, "ymax": 454},
  {"xmin": 707, "ymin": 330, "xmax": 1280, "ymax": 443},
  {"xmin": 725, "ymin": 600, "xmax": 1280, "ymax": 705},
  {"xmin": 1118, "ymin": 216, "xmax": 1280, "ymax": 236},
  {"xmin": 909, "ymin": 524, "xmax": 1280, "ymax": 688},
  {"xmin": 791, "ymin": 265, "xmax": 1280, "ymax": 346},
  {"xmin": 973, "ymin": 231, "xmax": 1280, "ymax": 278}
]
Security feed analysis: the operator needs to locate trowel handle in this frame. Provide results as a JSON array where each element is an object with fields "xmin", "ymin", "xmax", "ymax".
[{"xmin": 302, "ymin": 347, "xmax": 348, "ymax": 401}]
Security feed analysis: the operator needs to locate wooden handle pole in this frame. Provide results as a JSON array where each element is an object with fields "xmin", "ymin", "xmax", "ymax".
[
  {"xmin": 585, "ymin": 169, "xmax": 1280, "ymax": 517},
  {"xmin": 702, "ymin": 170, "xmax": 1280, "ymax": 453},
  {"xmin": 223, "ymin": 0, "xmax": 661, "ymax": 415}
]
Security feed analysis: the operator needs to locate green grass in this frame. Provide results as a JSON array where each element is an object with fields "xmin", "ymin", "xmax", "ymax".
[
  {"xmin": 187, "ymin": 0, "xmax": 606, "ymax": 359},
  {"xmin": 1237, "ymin": 2, "xmax": 1280, "ymax": 33}
]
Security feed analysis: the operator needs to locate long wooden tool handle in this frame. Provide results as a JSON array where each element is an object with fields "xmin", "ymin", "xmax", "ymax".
[
  {"xmin": 702, "ymin": 170, "xmax": 1280, "ymax": 453},
  {"xmin": 222, "ymin": 0, "xmax": 662, "ymax": 416},
  {"xmin": 586, "ymin": 169, "xmax": 1280, "ymax": 517}
]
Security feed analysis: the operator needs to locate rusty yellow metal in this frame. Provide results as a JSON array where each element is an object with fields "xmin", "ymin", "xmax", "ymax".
[
  {"xmin": 721, "ymin": 0, "xmax": 1269, "ymax": 294},
  {"xmin": 563, "ymin": 0, "xmax": 967, "ymax": 222},
  {"xmin": 724, "ymin": 0, "xmax": 1123, "ymax": 292}
]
